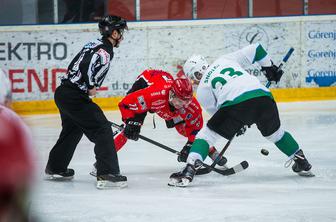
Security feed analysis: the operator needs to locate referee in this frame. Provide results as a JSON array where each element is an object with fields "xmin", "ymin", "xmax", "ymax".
[{"xmin": 46, "ymin": 15, "xmax": 128, "ymax": 189}]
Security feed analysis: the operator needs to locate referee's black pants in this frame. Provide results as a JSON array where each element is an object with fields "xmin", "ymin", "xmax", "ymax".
[{"xmin": 46, "ymin": 82, "xmax": 120, "ymax": 175}]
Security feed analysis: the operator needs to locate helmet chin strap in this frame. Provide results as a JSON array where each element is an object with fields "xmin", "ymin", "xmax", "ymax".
[
  {"xmin": 111, "ymin": 36, "xmax": 121, "ymax": 48},
  {"xmin": 109, "ymin": 31, "xmax": 123, "ymax": 48}
]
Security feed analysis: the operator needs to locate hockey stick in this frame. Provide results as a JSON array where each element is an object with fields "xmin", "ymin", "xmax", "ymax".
[
  {"xmin": 266, "ymin": 47, "xmax": 294, "ymax": 88},
  {"xmin": 109, "ymin": 121, "xmax": 248, "ymax": 176},
  {"xmin": 196, "ymin": 136, "xmax": 234, "ymax": 175},
  {"xmin": 199, "ymin": 160, "xmax": 249, "ymax": 176},
  {"xmin": 112, "ymin": 126, "xmax": 123, "ymax": 137},
  {"xmin": 110, "ymin": 121, "xmax": 180, "ymax": 155},
  {"xmin": 196, "ymin": 134, "xmax": 249, "ymax": 176}
]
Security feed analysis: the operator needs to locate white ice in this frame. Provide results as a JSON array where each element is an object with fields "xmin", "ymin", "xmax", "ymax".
[{"xmin": 25, "ymin": 100, "xmax": 336, "ymax": 222}]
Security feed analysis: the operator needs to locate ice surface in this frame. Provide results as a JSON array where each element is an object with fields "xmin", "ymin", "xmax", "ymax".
[{"xmin": 24, "ymin": 100, "xmax": 336, "ymax": 222}]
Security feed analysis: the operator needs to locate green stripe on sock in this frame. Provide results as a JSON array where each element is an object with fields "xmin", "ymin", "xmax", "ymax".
[
  {"xmin": 190, "ymin": 139, "xmax": 210, "ymax": 160},
  {"xmin": 253, "ymin": 44, "xmax": 268, "ymax": 63},
  {"xmin": 275, "ymin": 132, "xmax": 299, "ymax": 156}
]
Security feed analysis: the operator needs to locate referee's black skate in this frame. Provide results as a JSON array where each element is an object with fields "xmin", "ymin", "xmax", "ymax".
[
  {"xmin": 45, "ymin": 167, "xmax": 75, "ymax": 180},
  {"xmin": 168, "ymin": 160, "xmax": 202, "ymax": 187},
  {"xmin": 291, "ymin": 149, "xmax": 314, "ymax": 177},
  {"xmin": 96, "ymin": 174, "xmax": 128, "ymax": 189}
]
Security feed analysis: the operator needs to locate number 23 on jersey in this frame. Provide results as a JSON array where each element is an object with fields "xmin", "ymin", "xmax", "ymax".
[{"xmin": 211, "ymin": 67, "xmax": 243, "ymax": 89}]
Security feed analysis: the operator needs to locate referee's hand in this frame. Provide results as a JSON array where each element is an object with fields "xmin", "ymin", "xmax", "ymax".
[{"xmin": 88, "ymin": 87, "xmax": 97, "ymax": 97}]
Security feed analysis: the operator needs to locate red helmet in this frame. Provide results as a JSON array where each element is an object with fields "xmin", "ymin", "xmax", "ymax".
[
  {"xmin": 171, "ymin": 78, "xmax": 193, "ymax": 101},
  {"xmin": 0, "ymin": 108, "xmax": 34, "ymax": 197}
]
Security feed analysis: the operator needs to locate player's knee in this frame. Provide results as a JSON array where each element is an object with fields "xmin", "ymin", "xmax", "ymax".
[
  {"xmin": 265, "ymin": 127, "xmax": 285, "ymax": 143},
  {"xmin": 196, "ymin": 126, "xmax": 220, "ymax": 147},
  {"xmin": 88, "ymin": 125, "xmax": 113, "ymax": 143}
]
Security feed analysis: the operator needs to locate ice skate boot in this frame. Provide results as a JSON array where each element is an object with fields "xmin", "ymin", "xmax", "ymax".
[
  {"xmin": 168, "ymin": 160, "xmax": 202, "ymax": 187},
  {"xmin": 96, "ymin": 174, "xmax": 128, "ymax": 189},
  {"xmin": 291, "ymin": 149, "xmax": 314, "ymax": 177},
  {"xmin": 45, "ymin": 167, "xmax": 75, "ymax": 180}
]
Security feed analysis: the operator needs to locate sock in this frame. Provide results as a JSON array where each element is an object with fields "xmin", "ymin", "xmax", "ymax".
[
  {"xmin": 190, "ymin": 139, "xmax": 210, "ymax": 160},
  {"xmin": 275, "ymin": 131, "xmax": 299, "ymax": 156}
]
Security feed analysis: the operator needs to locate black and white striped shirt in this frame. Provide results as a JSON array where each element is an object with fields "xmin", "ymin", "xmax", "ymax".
[{"xmin": 64, "ymin": 38, "xmax": 114, "ymax": 92}]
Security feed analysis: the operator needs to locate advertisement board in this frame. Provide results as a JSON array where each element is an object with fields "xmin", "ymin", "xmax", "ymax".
[
  {"xmin": 304, "ymin": 20, "xmax": 336, "ymax": 87},
  {"xmin": 0, "ymin": 15, "xmax": 335, "ymax": 103}
]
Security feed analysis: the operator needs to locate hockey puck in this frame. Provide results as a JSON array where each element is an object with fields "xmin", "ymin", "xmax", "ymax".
[{"xmin": 261, "ymin": 148, "xmax": 269, "ymax": 156}]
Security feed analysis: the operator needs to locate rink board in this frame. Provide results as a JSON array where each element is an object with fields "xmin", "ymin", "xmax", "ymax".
[
  {"xmin": 1, "ymin": 15, "xmax": 336, "ymax": 100},
  {"xmin": 1, "ymin": 15, "xmax": 335, "ymax": 114},
  {"xmin": 13, "ymin": 86, "xmax": 336, "ymax": 115}
]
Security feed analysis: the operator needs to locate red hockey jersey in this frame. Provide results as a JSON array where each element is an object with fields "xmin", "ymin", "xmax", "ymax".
[{"xmin": 119, "ymin": 69, "xmax": 203, "ymax": 142}]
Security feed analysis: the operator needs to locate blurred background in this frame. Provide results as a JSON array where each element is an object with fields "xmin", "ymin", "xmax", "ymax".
[{"xmin": 0, "ymin": 0, "xmax": 336, "ymax": 25}]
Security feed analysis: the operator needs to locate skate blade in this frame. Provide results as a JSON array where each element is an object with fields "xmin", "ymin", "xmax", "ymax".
[
  {"xmin": 168, "ymin": 178, "xmax": 181, "ymax": 187},
  {"xmin": 168, "ymin": 178, "xmax": 190, "ymax": 187},
  {"xmin": 96, "ymin": 180, "xmax": 128, "ymax": 189},
  {"xmin": 89, "ymin": 171, "xmax": 97, "ymax": 177},
  {"xmin": 297, "ymin": 170, "xmax": 315, "ymax": 177},
  {"xmin": 44, "ymin": 174, "xmax": 74, "ymax": 181}
]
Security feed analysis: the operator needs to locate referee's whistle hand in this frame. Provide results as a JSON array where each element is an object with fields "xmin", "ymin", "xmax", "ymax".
[{"xmin": 89, "ymin": 87, "xmax": 97, "ymax": 97}]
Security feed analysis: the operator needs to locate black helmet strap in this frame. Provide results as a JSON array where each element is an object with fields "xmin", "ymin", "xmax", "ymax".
[{"xmin": 109, "ymin": 29, "xmax": 124, "ymax": 47}]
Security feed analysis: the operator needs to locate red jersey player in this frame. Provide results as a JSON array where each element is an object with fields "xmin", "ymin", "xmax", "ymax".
[
  {"xmin": 0, "ymin": 69, "xmax": 36, "ymax": 221},
  {"xmin": 115, "ymin": 69, "xmax": 227, "ymax": 165}
]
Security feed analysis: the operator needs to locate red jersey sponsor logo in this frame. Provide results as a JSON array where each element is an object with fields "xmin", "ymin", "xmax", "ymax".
[
  {"xmin": 137, "ymin": 96, "xmax": 147, "ymax": 110},
  {"xmin": 150, "ymin": 91, "xmax": 161, "ymax": 96}
]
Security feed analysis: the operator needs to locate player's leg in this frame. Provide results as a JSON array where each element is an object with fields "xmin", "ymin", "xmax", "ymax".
[
  {"xmin": 174, "ymin": 124, "xmax": 227, "ymax": 166},
  {"xmin": 169, "ymin": 107, "xmax": 241, "ymax": 187},
  {"xmin": 90, "ymin": 130, "xmax": 129, "ymax": 177},
  {"xmin": 255, "ymin": 97, "xmax": 313, "ymax": 176},
  {"xmin": 45, "ymin": 87, "xmax": 83, "ymax": 180},
  {"xmin": 72, "ymin": 100, "xmax": 127, "ymax": 188}
]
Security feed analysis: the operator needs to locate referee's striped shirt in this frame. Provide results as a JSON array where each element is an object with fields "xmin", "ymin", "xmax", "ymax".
[{"xmin": 64, "ymin": 38, "xmax": 114, "ymax": 92}]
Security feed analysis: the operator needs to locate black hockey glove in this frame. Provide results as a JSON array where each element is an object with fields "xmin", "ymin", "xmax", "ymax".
[
  {"xmin": 124, "ymin": 119, "xmax": 142, "ymax": 141},
  {"xmin": 261, "ymin": 61, "xmax": 284, "ymax": 83},
  {"xmin": 165, "ymin": 119, "xmax": 175, "ymax": 128},
  {"xmin": 177, "ymin": 141, "xmax": 192, "ymax": 162},
  {"xmin": 165, "ymin": 119, "xmax": 185, "ymax": 128}
]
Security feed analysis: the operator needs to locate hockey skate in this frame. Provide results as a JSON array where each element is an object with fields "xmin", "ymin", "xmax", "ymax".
[
  {"xmin": 96, "ymin": 174, "xmax": 128, "ymax": 189},
  {"xmin": 291, "ymin": 149, "xmax": 315, "ymax": 177},
  {"xmin": 168, "ymin": 160, "xmax": 202, "ymax": 187},
  {"xmin": 45, "ymin": 167, "xmax": 75, "ymax": 180}
]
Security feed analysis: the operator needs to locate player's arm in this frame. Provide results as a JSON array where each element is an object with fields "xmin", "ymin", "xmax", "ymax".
[
  {"xmin": 175, "ymin": 98, "xmax": 203, "ymax": 162},
  {"xmin": 196, "ymin": 85, "xmax": 218, "ymax": 116},
  {"xmin": 222, "ymin": 43, "xmax": 270, "ymax": 66},
  {"xmin": 127, "ymin": 70, "xmax": 152, "ymax": 94},
  {"xmin": 81, "ymin": 48, "xmax": 111, "ymax": 95},
  {"xmin": 225, "ymin": 43, "xmax": 283, "ymax": 83},
  {"xmin": 118, "ymin": 88, "xmax": 151, "ymax": 140},
  {"xmin": 165, "ymin": 117, "xmax": 184, "ymax": 128}
]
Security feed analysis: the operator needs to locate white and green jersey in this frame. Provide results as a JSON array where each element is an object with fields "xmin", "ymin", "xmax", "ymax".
[{"xmin": 196, "ymin": 43, "xmax": 274, "ymax": 115}]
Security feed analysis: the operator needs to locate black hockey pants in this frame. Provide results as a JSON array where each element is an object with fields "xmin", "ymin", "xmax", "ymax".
[
  {"xmin": 46, "ymin": 81, "xmax": 120, "ymax": 175},
  {"xmin": 207, "ymin": 96, "xmax": 281, "ymax": 140}
]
